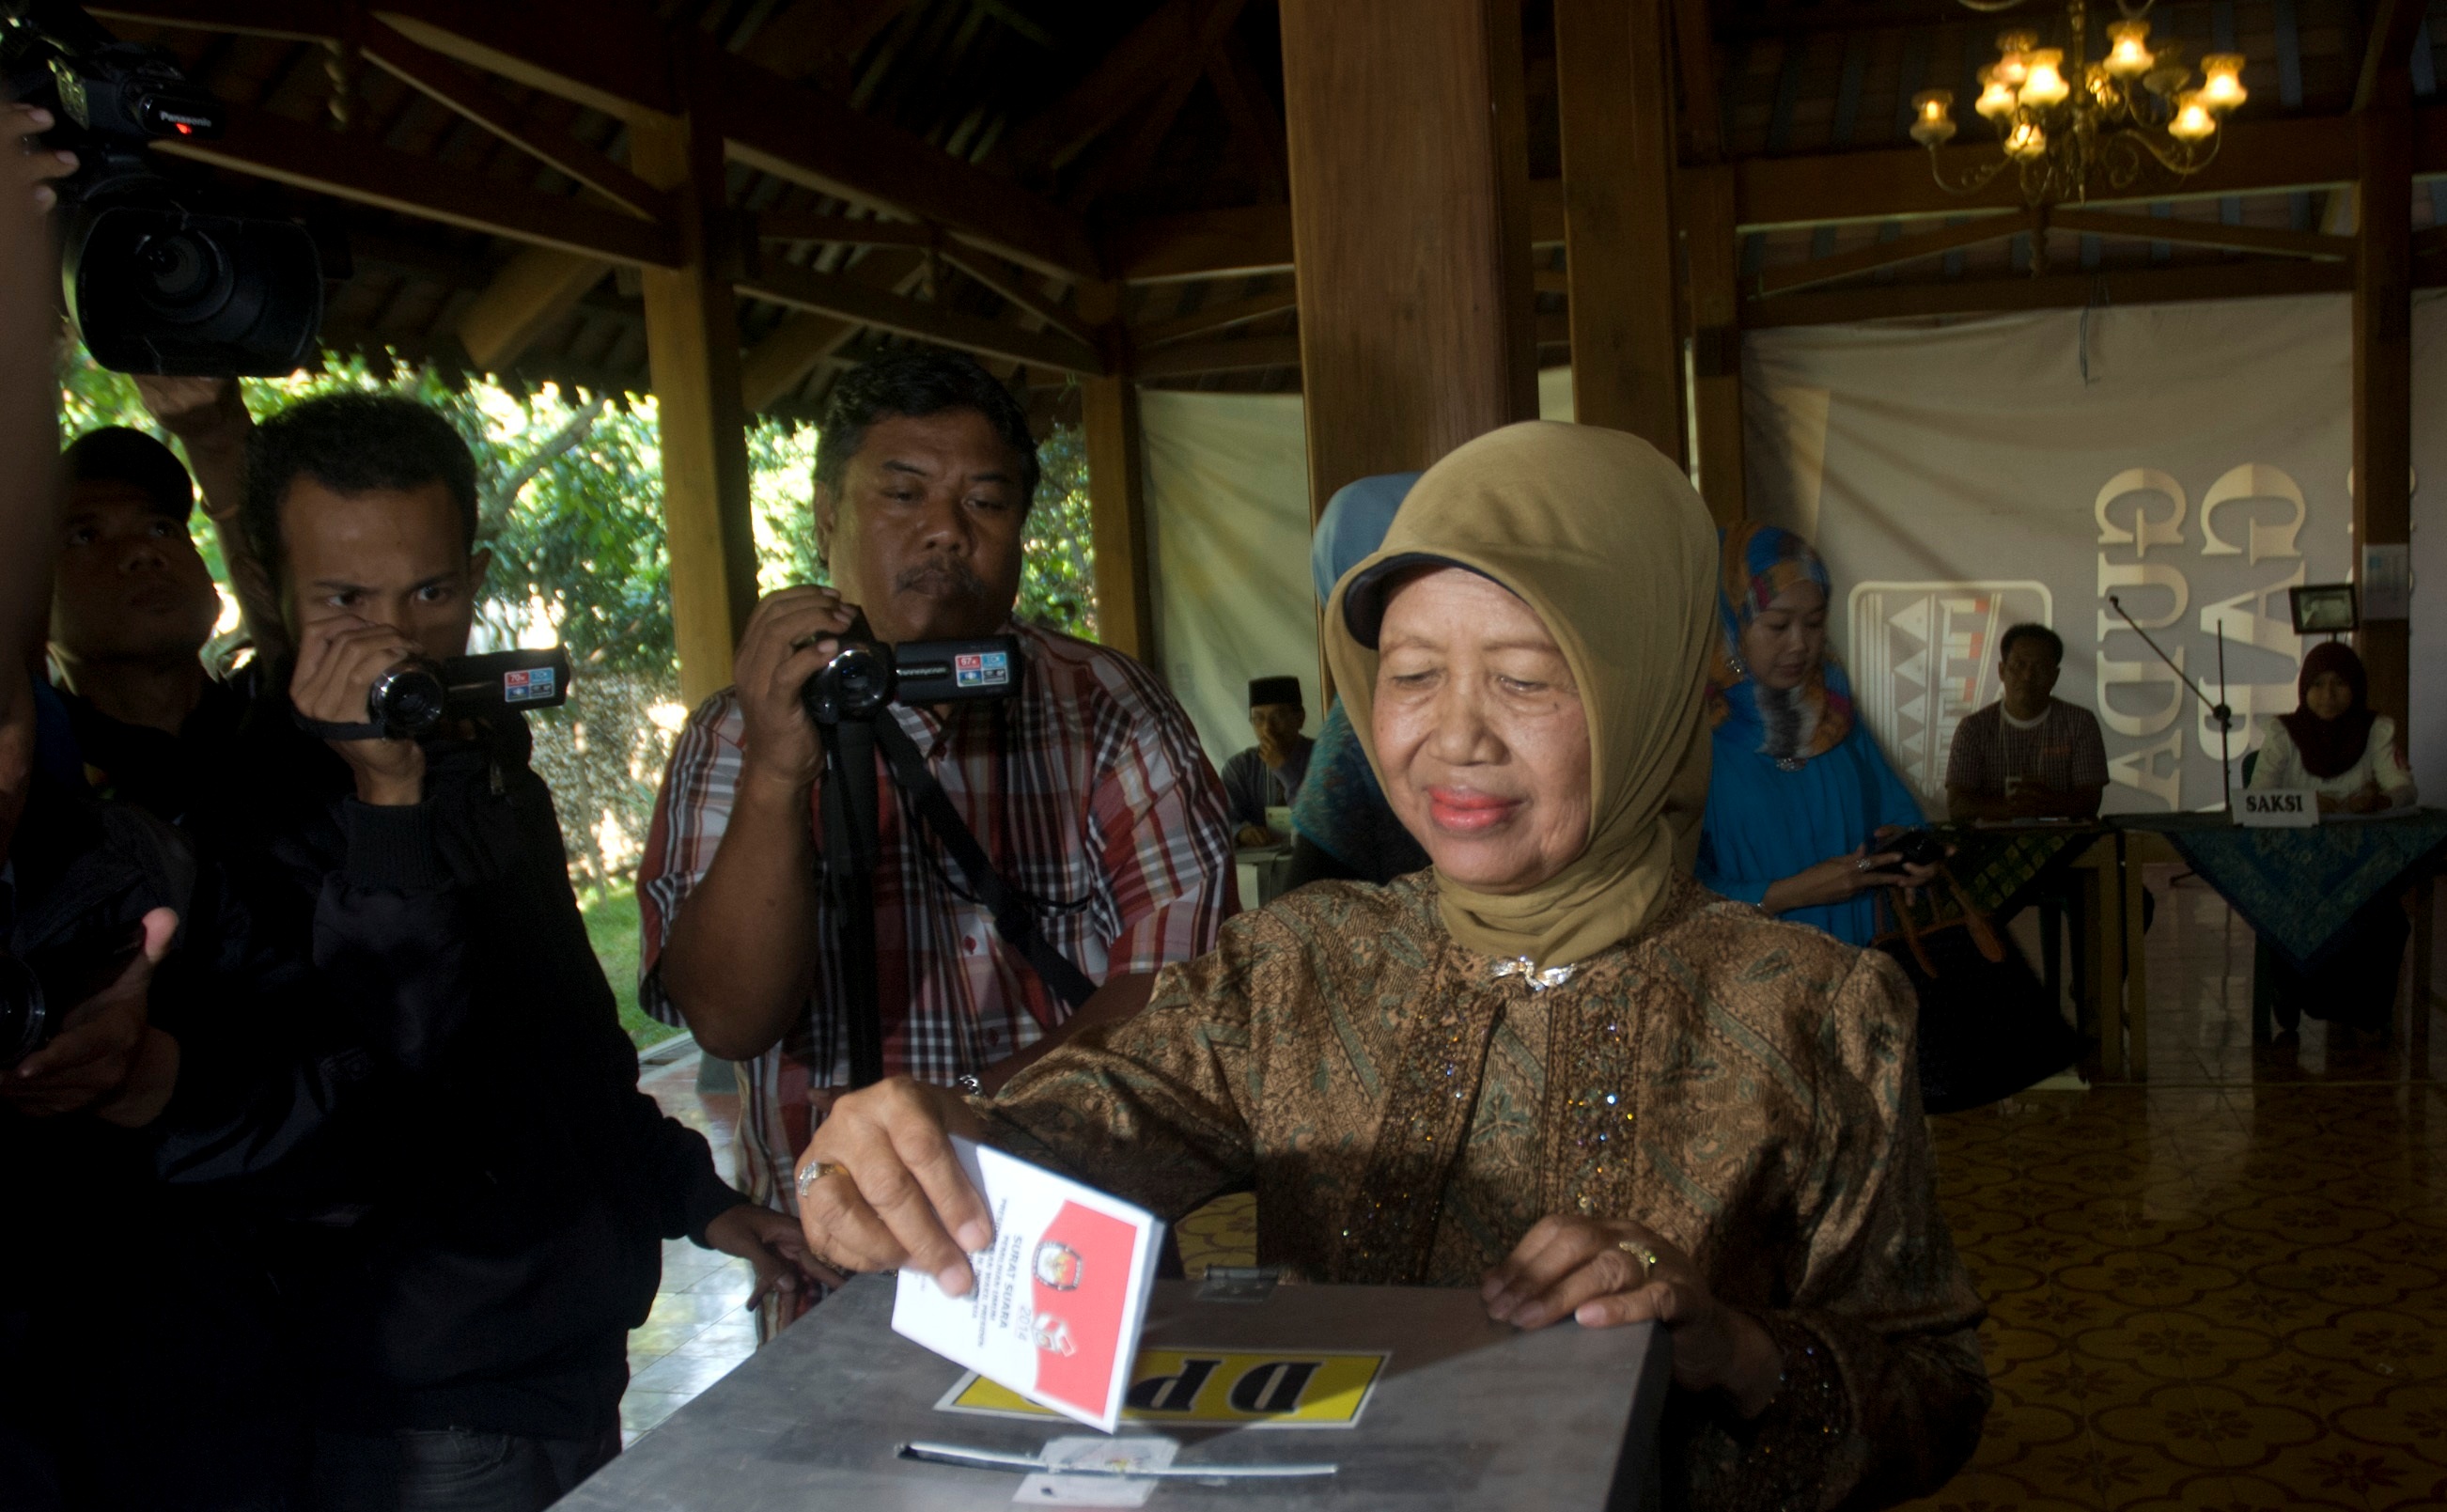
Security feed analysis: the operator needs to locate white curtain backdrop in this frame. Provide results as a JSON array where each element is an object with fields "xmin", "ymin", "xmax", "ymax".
[
  {"xmin": 1135, "ymin": 300, "xmax": 2442, "ymax": 808},
  {"xmin": 1139, "ymin": 370, "xmax": 1575, "ymax": 772},
  {"xmin": 1745, "ymin": 291, "xmax": 2447, "ymax": 813}
]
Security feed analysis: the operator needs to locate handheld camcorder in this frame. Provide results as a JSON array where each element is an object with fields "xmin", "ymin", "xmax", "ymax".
[
  {"xmin": 1, "ymin": 927, "xmax": 140, "ymax": 1071},
  {"xmin": 2, "ymin": 0, "xmax": 329, "ymax": 373},
  {"xmin": 0, "ymin": 951, "xmax": 54, "ymax": 1070},
  {"xmin": 366, "ymin": 647, "xmax": 573, "ymax": 740},
  {"xmin": 798, "ymin": 615, "xmax": 1021, "ymax": 726}
]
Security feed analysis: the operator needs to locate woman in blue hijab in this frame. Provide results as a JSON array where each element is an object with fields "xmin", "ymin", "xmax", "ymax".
[
  {"xmin": 1695, "ymin": 524, "xmax": 1933, "ymax": 946},
  {"xmin": 1282, "ymin": 473, "xmax": 1431, "ymax": 888}
]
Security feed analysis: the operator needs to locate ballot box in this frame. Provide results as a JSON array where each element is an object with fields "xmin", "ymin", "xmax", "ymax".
[{"xmin": 558, "ymin": 1272, "xmax": 1675, "ymax": 1511}]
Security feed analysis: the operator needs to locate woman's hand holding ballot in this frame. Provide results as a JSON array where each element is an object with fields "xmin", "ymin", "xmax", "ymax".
[{"xmin": 794, "ymin": 1076, "xmax": 993, "ymax": 1295}]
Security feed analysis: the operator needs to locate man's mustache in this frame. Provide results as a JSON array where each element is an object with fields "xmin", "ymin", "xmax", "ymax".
[{"xmin": 896, "ymin": 558, "xmax": 989, "ymax": 597}]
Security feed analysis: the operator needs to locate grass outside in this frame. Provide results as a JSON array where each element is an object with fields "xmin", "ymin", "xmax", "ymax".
[{"xmin": 578, "ymin": 885, "xmax": 684, "ymax": 1050}]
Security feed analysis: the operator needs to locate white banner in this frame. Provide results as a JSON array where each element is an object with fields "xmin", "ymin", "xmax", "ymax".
[{"xmin": 1746, "ymin": 292, "xmax": 2447, "ymax": 815}]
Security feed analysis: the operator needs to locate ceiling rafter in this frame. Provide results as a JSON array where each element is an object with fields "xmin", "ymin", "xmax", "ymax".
[{"xmin": 1005, "ymin": 0, "xmax": 1248, "ymax": 174}]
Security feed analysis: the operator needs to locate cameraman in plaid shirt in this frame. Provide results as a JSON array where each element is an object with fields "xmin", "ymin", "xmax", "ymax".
[{"xmin": 638, "ymin": 353, "xmax": 1235, "ymax": 1328}]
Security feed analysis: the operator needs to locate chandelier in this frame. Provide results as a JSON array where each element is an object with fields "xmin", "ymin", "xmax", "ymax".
[{"xmin": 1909, "ymin": 0, "xmax": 2247, "ymax": 207}]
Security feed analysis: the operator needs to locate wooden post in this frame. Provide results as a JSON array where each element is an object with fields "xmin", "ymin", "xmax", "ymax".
[
  {"xmin": 2351, "ymin": 71, "xmax": 2413, "ymax": 732},
  {"xmin": 1076, "ymin": 280, "xmax": 1158, "ymax": 665},
  {"xmin": 1278, "ymin": 0, "xmax": 1540, "ymax": 520},
  {"xmin": 632, "ymin": 104, "xmax": 759, "ymax": 708},
  {"xmin": 1553, "ymin": 0, "xmax": 1683, "ymax": 456},
  {"xmin": 1682, "ymin": 164, "xmax": 1745, "ymax": 527}
]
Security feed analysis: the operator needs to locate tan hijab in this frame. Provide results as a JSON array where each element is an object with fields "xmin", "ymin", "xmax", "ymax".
[{"xmin": 1323, "ymin": 422, "xmax": 1718, "ymax": 970}]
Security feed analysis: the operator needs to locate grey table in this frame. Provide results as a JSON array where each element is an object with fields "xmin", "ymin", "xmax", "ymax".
[{"xmin": 561, "ymin": 1275, "xmax": 1675, "ymax": 1511}]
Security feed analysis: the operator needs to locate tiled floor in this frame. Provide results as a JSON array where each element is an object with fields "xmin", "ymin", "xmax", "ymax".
[{"xmin": 625, "ymin": 869, "xmax": 2447, "ymax": 1508}]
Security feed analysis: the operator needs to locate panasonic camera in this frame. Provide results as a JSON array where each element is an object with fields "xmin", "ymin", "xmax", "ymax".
[
  {"xmin": 3, "ymin": 0, "xmax": 329, "ymax": 373},
  {"xmin": 366, "ymin": 647, "xmax": 573, "ymax": 740},
  {"xmin": 798, "ymin": 615, "xmax": 1021, "ymax": 726}
]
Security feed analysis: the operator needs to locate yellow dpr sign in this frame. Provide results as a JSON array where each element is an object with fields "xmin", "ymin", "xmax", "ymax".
[{"xmin": 935, "ymin": 1349, "xmax": 1389, "ymax": 1429}]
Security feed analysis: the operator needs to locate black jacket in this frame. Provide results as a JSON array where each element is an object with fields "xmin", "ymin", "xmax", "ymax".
[{"xmin": 204, "ymin": 697, "xmax": 738, "ymax": 1442}]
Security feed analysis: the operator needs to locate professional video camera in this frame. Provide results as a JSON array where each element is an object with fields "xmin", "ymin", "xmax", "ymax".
[
  {"xmin": 2, "ymin": 0, "xmax": 326, "ymax": 373},
  {"xmin": 364, "ymin": 647, "xmax": 574, "ymax": 740}
]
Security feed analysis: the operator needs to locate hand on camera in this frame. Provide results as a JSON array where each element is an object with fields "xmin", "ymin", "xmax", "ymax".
[
  {"xmin": 135, "ymin": 375, "xmax": 250, "ymax": 455},
  {"xmin": 734, "ymin": 585, "xmax": 859, "ymax": 792},
  {"xmin": 291, "ymin": 616, "xmax": 428, "ymax": 805},
  {"xmin": 5, "ymin": 103, "xmax": 79, "ymax": 212},
  {"xmin": 5, "ymin": 908, "xmax": 179, "ymax": 1124}
]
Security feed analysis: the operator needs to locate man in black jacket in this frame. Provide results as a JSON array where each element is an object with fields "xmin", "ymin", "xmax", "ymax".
[{"xmin": 207, "ymin": 393, "xmax": 815, "ymax": 1512}]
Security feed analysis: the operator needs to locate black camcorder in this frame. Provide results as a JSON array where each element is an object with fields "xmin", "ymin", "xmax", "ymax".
[
  {"xmin": 366, "ymin": 647, "xmax": 573, "ymax": 740},
  {"xmin": 799, "ymin": 615, "xmax": 1021, "ymax": 726},
  {"xmin": 0, "ymin": 950, "xmax": 55, "ymax": 1070},
  {"xmin": 3, "ymin": 0, "xmax": 329, "ymax": 373}
]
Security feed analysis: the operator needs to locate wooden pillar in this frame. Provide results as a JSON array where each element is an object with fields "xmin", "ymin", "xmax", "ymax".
[
  {"xmin": 2351, "ymin": 70, "xmax": 2412, "ymax": 732},
  {"xmin": 1076, "ymin": 280, "xmax": 1157, "ymax": 665},
  {"xmin": 1553, "ymin": 0, "xmax": 1683, "ymax": 457},
  {"xmin": 1682, "ymin": 164, "xmax": 1745, "ymax": 527},
  {"xmin": 1278, "ymin": 0, "xmax": 1539, "ymax": 519},
  {"xmin": 633, "ymin": 105, "xmax": 758, "ymax": 708}
]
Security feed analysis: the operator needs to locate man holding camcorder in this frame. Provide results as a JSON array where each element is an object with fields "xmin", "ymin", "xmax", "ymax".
[
  {"xmin": 641, "ymin": 351, "xmax": 1236, "ymax": 1329},
  {"xmin": 193, "ymin": 392, "xmax": 814, "ymax": 1512}
]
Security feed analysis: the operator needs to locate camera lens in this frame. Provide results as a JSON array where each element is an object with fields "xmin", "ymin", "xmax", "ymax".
[
  {"xmin": 369, "ymin": 660, "xmax": 448, "ymax": 738},
  {"xmin": 132, "ymin": 230, "xmax": 231, "ymax": 319}
]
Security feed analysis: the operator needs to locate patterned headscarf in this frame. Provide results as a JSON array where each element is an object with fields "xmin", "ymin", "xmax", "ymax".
[{"xmin": 1707, "ymin": 522, "xmax": 1854, "ymax": 766}]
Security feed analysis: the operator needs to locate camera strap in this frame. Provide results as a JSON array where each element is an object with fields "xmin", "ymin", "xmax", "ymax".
[
  {"xmin": 291, "ymin": 709, "xmax": 393, "ymax": 742},
  {"xmin": 870, "ymin": 719, "xmax": 1100, "ymax": 1011}
]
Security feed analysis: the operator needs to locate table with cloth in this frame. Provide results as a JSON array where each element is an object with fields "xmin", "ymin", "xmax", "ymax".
[
  {"xmin": 2114, "ymin": 810, "xmax": 2447, "ymax": 1068},
  {"xmin": 1881, "ymin": 823, "xmax": 2126, "ymax": 1076}
]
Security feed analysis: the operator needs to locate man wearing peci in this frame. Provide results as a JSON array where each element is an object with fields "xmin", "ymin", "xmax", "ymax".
[
  {"xmin": 1945, "ymin": 623, "xmax": 2108, "ymax": 821},
  {"xmin": 638, "ymin": 351, "xmax": 1237, "ymax": 1329}
]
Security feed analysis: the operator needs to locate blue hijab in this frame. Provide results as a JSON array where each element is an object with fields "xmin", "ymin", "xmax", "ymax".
[{"xmin": 1292, "ymin": 473, "xmax": 1429, "ymax": 883}]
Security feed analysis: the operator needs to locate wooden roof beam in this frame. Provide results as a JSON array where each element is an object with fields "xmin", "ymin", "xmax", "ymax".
[
  {"xmin": 736, "ymin": 258, "xmax": 1106, "ymax": 376},
  {"xmin": 373, "ymin": 1, "xmax": 678, "ymax": 122},
  {"xmin": 1129, "ymin": 287, "xmax": 1298, "ymax": 346},
  {"xmin": 1008, "ymin": 0, "xmax": 1248, "ymax": 172},
  {"xmin": 91, "ymin": 0, "xmax": 332, "ymax": 41},
  {"xmin": 454, "ymin": 246, "xmax": 612, "ymax": 371},
  {"xmin": 710, "ymin": 43, "xmax": 1102, "ymax": 282},
  {"xmin": 1107, "ymin": 179, "xmax": 1567, "ymax": 284},
  {"xmin": 2353, "ymin": 0, "xmax": 2434, "ymax": 113},
  {"xmin": 1133, "ymin": 333, "xmax": 1301, "ymax": 381},
  {"xmin": 934, "ymin": 248, "xmax": 1099, "ymax": 350},
  {"xmin": 155, "ymin": 101, "xmax": 680, "ymax": 266},
  {"xmin": 1752, "ymin": 214, "xmax": 2036, "ymax": 299},
  {"xmin": 740, "ymin": 247, "xmax": 928, "ymax": 413},
  {"xmin": 359, "ymin": 30, "xmax": 672, "ymax": 222},
  {"xmin": 2045, "ymin": 209, "xmax": 2353, "ymax": 259},
  {"xmin": 752, "ymin": 210, "xmax": 937, "ymax": 248}
]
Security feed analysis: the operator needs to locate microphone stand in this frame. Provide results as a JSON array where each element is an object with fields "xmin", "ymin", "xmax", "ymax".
[{"xmin": 2107, "ymin": 594, "xmax": 2236, "ymax": 816}]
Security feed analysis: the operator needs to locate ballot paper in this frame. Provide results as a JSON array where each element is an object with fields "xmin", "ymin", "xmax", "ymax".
[{"xmin": 893, "ymin": 1138, "xmax": 1162, "ymax": 1434}]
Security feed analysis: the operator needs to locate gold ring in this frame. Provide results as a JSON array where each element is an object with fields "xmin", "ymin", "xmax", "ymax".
[
  {"xmin": 794, "ymin": 1160, "xmax": 836, "ymax": 1199},
  {"xmin": 1616, "ymin": 1239, "xmax": 1660, "ymax": 1284}
]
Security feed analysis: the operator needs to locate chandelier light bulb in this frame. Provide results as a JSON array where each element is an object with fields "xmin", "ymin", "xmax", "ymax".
[
  {"xmin": 2198, "ymin": 54, "xmax": 2248, "ymax": 112},
  {"xmin": 1994, "ymin": 29, "xmax": 2038, "ymax": 86},
  {"xmin": 2168, "ymin": 90, "xmax": 2217, "ymax": 141},
  {"xmin": 2019, "ymin": 49, "xmax": 2070, "ymax": 106},
  {"xmin": 1909, "ymin": 89, "xmax": 1960, "ymax": 148},
  {"xmin": 2104, "ymin": 20, "xmax": 2155, "ymax": 80},
  {"xmin": 2005, "ymin": 119, "xmax": 2049, "ymax": 160},
  {"xmin": 1976, "ymin": 67, "xmax": 2019, "ymax": 120}
]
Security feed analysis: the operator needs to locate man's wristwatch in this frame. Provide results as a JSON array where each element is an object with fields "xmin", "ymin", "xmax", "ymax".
[{"xmin": 955, "ymin": 1073, "xmax": 983, "ymax": 1096}]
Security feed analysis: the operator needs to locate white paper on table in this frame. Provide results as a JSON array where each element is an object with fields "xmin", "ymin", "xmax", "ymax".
[
  {"xmin": 1013, "ymin": 1436, "xmax": 1180, "ymax": 1507},
  {"xmin": 893, "ymin": 1138, "xmax": 1163, "ymax": 1434}
]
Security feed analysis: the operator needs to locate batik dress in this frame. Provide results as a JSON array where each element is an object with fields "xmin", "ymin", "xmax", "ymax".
[{"xmin": 982, "ymin": 872, "xmax": 1990, "ymax": 1512}]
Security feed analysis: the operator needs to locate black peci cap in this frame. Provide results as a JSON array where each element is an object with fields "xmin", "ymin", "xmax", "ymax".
[{"xmin": 1247, "ymin": 676, "xmax": 1303, "ymax": 709}]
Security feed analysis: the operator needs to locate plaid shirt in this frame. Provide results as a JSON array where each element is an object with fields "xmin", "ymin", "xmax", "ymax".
[
  {"xmin": 1944, "ymin": 698, "xmax": 2110, "ymax": 798},
  {"xmin": 637, "ymin": 623, "xmax": 1236, "ymax": 1218}
]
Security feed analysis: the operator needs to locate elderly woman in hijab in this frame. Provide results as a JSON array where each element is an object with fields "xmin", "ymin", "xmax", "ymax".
[
  {"xmin": 2246, "ymin": 642, "xmax": 2417, "ymax": 1033},
  {"xmin": 1284, "ymin": 471, "xmax": 1431, "ymax": 889},
  {"xmin": 790, "ymin": 425, "xmax": 1988, "ymax": 1510},
  {"xmin": 1696, "ymin": 525, "xmax": 1936, "ymax": 948}
]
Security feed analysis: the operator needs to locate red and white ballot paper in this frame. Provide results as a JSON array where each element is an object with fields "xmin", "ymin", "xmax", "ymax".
[{"xmin": 892, "ymin": 1138, "xmax": 1162, "ymax": 1434}]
